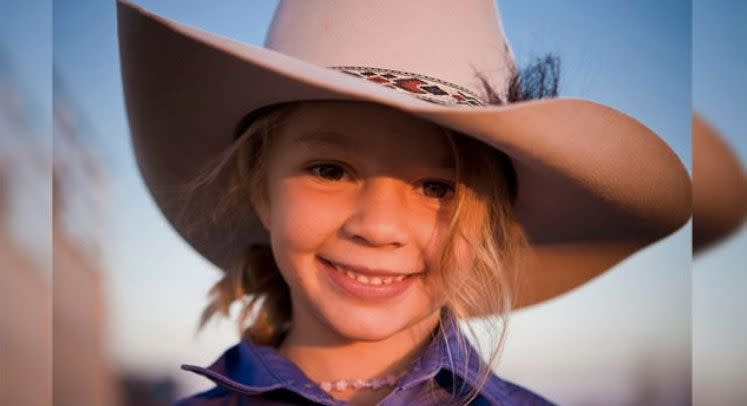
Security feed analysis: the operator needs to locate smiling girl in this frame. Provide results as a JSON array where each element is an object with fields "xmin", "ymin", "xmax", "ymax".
[
  {"xmin": 117, "ymin": 1, "xmax": 691, "ymax": 405},
  {"xmin": 189, "ymin": 101, "xmax": 528, "ymax": 405}
]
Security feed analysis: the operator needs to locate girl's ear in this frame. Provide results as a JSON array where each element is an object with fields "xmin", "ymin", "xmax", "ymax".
[{"xmin": 252, "ymin": 196, "xmax": 271, "ymax": 231}]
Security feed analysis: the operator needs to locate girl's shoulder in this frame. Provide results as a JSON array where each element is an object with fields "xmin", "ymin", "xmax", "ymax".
[
  {"xmin": 171, "ymin": 386, "xmax": 230, "ymax": 406},
  {"xmin": 480, "ymin": 372, "xmax": 556, "ymax": 405},
  {"xmin": 423, "ymin": 364, "xmax": 554, "ymax": 405}
]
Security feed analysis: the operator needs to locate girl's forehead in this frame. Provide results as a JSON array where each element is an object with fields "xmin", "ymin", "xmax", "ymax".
[{"xmin": 277, "ymin": 101, "xmax": 454, "ymax": 165}]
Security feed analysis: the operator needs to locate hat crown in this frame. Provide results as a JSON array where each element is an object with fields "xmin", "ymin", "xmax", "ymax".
[{"xmin": 264, "ymin": 0, "xmax": 515, "ymax": 100}]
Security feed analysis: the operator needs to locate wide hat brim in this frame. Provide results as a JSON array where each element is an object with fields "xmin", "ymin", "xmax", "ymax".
[
  {"xmin": 117, "ymin": 1, "xmax": 691, "ymax": 311},
  {"xmin": 692, "ymin": 113, "xmax": 747, "ymax": 253}
]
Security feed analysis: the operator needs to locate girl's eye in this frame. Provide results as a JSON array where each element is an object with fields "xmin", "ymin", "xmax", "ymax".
[
  {"xmin": 307, "ymin": 163, "xmax": 346, "ymax": 181},
  {"xmin": 422, "ymin": 180, "xmax": 455, "ymax": 199}
]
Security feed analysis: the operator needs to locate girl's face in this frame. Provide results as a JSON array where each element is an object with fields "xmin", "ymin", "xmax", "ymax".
[{"xmin": 257, "ymin": 102, "xmax": 466, "ymax": 341}]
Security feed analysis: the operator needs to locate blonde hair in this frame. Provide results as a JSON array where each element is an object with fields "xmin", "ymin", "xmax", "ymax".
[{"xmin": 189, "ymin": 101, "xmax": 527, "ymax": 404}]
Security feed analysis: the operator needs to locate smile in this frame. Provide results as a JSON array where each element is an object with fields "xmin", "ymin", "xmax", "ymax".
[
  {"xmin": 330, "ymin": 262, "xmax": 408, "ymax": 285},
  {"xmin": 318, "ymin": 256, "xmax": 420, "ymax": 301}
]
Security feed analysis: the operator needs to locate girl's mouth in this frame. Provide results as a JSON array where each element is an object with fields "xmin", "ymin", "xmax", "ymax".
[
  {"xmin": 329, "ymin": 262, "xmax": 409, "ymax": 285},
  {"xmin": 317, "ymin": 256, "xmax": 420, "ymax": 301}
]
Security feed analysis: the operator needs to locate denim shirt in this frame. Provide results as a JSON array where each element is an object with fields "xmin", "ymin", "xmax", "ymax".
[{"xmin": 175, "ymin": 313, "xmax": 555, "ymax": 405}]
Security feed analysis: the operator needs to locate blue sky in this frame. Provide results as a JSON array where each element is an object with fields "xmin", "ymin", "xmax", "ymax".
[
  {"xmin": 4, "ymin": 0, "xmax": 744, "ymax": 403},
  {"xmin": 1, "ymin": 1, "xmax": 51, "ymax": 136}
]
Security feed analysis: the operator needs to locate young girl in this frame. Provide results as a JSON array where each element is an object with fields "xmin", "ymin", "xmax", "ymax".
[{"xmin": 117, "ymin": 1, "xmax": 691, "ymax": 404}]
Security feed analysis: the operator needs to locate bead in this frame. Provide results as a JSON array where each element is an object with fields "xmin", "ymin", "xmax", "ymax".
[
  {"xmin": 352, "ymin": 378, "xmax": 368, "ymax": 389},
  {"xmin": 370, "ymin": 378, "xmax": 384, "ymax": 390},
  {"xmin": 320, "ymin": 381, "xmax": 333, "ymax": 392},
  {"xmin": 333, "ymin": 379, "xmax": 349, "ymax": 391}
]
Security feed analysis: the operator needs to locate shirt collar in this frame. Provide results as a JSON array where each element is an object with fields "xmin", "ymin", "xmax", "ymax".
[
  {"xmin": 396, "ymin": 310, "xmax": 512, "ymax": 403},
  {"xmin": 182, "ymin": 334, "xmax": 339, "ymax": 404},
  {"xmin": 182, "ymin": 309, "xmax": 509, "ymax": 404}
]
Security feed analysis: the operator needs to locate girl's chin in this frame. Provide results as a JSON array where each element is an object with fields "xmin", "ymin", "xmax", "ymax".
[
  {"xmin": 316, "ymin": 301, "xmax": 440, "ymax": 343},
  {"xmin": 322, "ymin": 306, "xmax": 409, "ymax": 341}
]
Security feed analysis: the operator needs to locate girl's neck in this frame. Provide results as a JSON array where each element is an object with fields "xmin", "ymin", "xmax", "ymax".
[{"xmin": 276, "ymin": 309, "xmax": 442, "ymax": 404}]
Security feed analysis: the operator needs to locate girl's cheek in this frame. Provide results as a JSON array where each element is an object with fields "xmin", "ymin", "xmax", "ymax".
[{"xmin": 271, "ymin": 178, "xmax": 350, "ymax": 251}]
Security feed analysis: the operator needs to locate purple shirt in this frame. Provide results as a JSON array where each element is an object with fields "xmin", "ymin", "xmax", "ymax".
[{"xmin": 175, "ymin": 312, "xmax": 555, "ymax": 405}]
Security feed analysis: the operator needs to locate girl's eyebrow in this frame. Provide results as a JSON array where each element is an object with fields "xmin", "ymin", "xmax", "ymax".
[
  {"xmin": 293, "ymin": 131, "xmax": 354, "ymax": 149},
  {"xmin": 294, "ymin": 130, "xmax": 455, "ymax": 170}
]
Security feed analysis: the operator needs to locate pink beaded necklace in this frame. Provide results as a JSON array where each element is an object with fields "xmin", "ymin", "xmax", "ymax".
[{"xmin": 318, "ymin": 370, "xmax": 407, "ymax": 392}]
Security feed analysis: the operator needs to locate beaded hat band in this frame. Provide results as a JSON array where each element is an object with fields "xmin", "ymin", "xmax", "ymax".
[{"xmin": 331, "ymin": 66, "xmax": 487, "ymax": 107}]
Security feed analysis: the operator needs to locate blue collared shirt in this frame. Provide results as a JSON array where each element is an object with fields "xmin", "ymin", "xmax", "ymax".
[{"xmin": 175, "ymin": 313, "xmax": 555, "ymax": 405}]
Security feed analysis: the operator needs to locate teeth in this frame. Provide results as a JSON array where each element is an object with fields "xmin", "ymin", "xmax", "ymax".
[{"xmin": 331, "ymin": 262, "xmax": 407, "ymax": 286}]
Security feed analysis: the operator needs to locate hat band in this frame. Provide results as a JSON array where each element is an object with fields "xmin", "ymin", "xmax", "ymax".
[{"xmin": 330, "ymin": 66, "xmax": 487, "ymax": 107}]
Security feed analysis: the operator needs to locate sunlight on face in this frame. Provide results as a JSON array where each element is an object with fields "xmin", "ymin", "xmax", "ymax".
[{"xmin": 257, "ymin": 102, "xmax": 461, "ymax": 341}]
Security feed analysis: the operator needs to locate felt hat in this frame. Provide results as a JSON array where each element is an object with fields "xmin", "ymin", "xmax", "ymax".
[
  {"xmin": 116, "ymin": 0, "xmax": 691, "ymax": 310},
  {"xmin": 692, "ymin": 113, "xmax": 747, "ymax": 253}
]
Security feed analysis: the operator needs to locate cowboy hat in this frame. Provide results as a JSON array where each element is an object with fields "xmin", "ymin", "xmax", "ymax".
[
  {"xmin": 692, "ymin": 113, "xmax": 747, "ymax": 253},
  {"xmin": 116, "ymin": 0, "xmax": 691, "ymax": 310}
]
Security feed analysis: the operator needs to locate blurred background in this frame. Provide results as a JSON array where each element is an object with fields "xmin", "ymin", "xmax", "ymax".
[
  {"xmin": 0, "ymin": 0, "xmax": 743, "ymax": 405},
  {"xmin": 691, "ymin": 0, "xmax": 747, "ymax": 405},
  {"xmin": 1, "ymin": 2, "xmax": 52, "ymax": 405}
]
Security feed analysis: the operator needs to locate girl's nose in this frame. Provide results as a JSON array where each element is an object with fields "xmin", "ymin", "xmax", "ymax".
[{"xmin": 341, "ymin": 178, "xmax": 410, "ymax": 248}]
